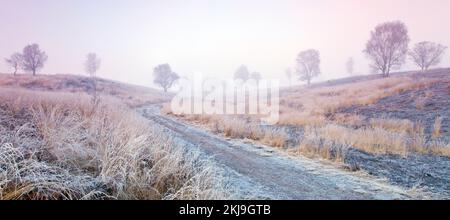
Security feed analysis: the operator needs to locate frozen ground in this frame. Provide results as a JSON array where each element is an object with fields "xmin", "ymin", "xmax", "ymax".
[{"xmin": 138, "ymin": 106, "xmax": 437, "ymax": 199}]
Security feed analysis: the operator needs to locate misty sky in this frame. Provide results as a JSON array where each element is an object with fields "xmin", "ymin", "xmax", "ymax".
[{"xmin": 1, "ymin": 0, "xmax": 450, "ymax": 87}]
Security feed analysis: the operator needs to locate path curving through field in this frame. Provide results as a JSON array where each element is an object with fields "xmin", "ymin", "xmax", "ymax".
[{"xmin": 139, "ymin": 106, "xmax": 416, "ymax": 200}]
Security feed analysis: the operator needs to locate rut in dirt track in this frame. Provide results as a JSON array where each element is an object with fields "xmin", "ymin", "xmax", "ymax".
[{"xmin": 140, "ymin": 107, "xmax": 412, "ymax": 200}]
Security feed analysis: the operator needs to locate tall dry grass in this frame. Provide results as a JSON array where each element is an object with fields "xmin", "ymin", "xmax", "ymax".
[
  {"xmin": 295, "ymin": 122, "xmax": 450, "ymax": 160},
  {"xmin": 432, "ymin": 117, "xmax": 442, "ymax": 139},
  {"xmin": 279, "ymin": 76, "xmax": 439, "ymax": 125},
  {"xmin": 0, "ymin": 88, "xmax": 227, "ymax": 200},
  {"xmin": 179, "ymin": 114, "xmax": 289, "ymax": 149}
]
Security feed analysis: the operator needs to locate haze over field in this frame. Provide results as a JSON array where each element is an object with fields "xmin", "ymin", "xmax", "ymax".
[
  {"xmin": 1, "ymin": 0, "xmax": 449, "ymax": 201},
  {"xmin": 1, "ymin": 0, "xmax": 450, "ymax": 86}
]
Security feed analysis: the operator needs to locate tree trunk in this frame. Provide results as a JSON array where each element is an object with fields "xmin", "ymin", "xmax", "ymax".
[
  {"xmin": 32, "ymin": 69, "xmax": 36, "ymax": 76},
  {"xmin": 381, "ymin": 67, "xmax": 387, "ymax": 77},
  {"xmin": 164, "ymin": 87, "xmax": 168, "ymax": 92}
]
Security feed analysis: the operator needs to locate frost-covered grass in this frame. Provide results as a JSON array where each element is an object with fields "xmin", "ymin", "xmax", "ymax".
[
  {"xmin": 0, "ymin": 88, "xmax": 227, "ymax": 200},
  {"xmin": 279, "ymin": 75, "xmax": 439, "ymax": 126},
  {"xmin": 295, "ymin": 123, "xmax": 450, "ymax": 161}
]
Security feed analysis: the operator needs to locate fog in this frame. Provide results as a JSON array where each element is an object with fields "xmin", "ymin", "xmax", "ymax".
[{"xmin": 1, "ymin": 0, "xmax": 449, "ymax": 87}]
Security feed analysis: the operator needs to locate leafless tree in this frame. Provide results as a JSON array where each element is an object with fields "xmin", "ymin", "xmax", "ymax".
[
  {"xmin": 346, "ymin": 57, "xmax": 354, "ymax": 76},
  {"xmin": 409, "ymin": 41, "xmax": 447, "ymax": 71},
  {"xmin": 285, "ymin": 68, "xmax": 293, "ymax": 86},
  {"xmin": 5, "ymin": 53, "xmax": 22, "ymax": 75},
  {"xmin": 153, "ymin": 64, "xmax": 179, "ymax": 92},
  {"xmin": 84, "ymin": 53, "xmax": 101, "ymax": 103},
  {"xmin": 296, "ymin": 49, "xmax": 321, "ymax": 85},
  {"xmin": 364, "ymin": 21, "xmax": 409, "ymax": 77},
  {"xmin": 250, "ymin": 72, "xmax": 262, "ymax": 82},
  {"xmin": 234, "ymin": 65, "xmax": 250, "ymax": 81},
  {"xmin": 21, "ymin": 44, "xmax": 47, "ymax": 76},
  {"xmin": 85, "ymin": 53, "xmax": 101, "ymax": 77}
]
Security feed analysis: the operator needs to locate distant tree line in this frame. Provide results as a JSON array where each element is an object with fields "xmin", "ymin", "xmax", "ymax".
[
  {"xmin": 4, "ymin": 20, "xmax": 448, "ymax": 91},
  {"xmin": 289, "ymin": 20, "xmax": 447, "ymax": 86},
  {"xmin": 234, "ymin": 65, "xmax": 262, "ymax": 83}
]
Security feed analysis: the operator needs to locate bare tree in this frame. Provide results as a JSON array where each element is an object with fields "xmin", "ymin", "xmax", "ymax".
[
  {"xmin": 296, "ymin": 49, "xmax": 321, "ymax": 85},
  {"xmin": 346, "ymin": 57, "xmax": 354, "ymax": 76},
  {"xmin": 85, "ymin": 53, "xmax": 101, "ymax": 77},
  {"xmin": 364, "ymin": 21, "xmax": 409, "ymax": 77},
  {"xmin": 250, "ymin": 72, "xmax": 262, "ymax": 82},
  {"xmin": 285, "ymin": 68, "xmax": 293, "ymax": 86},
  {"xmin": 234, "ymin": 65, "xmax": 250, "ymax": 81},
  {"xmin": 21, "ymin": 44, "xmax": 48, "ymax": 76},
  {"xmin": 153, "ymin": 64, "xmax": 179, "ymax": 92},
  {"xmin": 84, "ymin": 53, "xmax": 101, "ymax": 103},
  {"xmin": 409, "ymin": 41, "xmax": 447, "ymax": 71},
  {"xmin": 5, "ymin": 53, "xmax": 22, "ymax": 75}
]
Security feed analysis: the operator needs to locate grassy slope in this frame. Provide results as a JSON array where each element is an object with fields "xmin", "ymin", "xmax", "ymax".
[
  {"xmin": 0, "ymin": 74, "xmax": 226, "ymax": 200},
  {"xmin": 0, "ymin": 73, "xmax": 171, "ymax": 107}
]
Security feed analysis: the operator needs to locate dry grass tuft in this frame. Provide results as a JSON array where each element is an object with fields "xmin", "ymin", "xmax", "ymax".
[
  {"xmin": 369, "ymin": 118, "xmax": 415, "ymax": 134},
  {"xmin": 432, "ymin": 117, "xmax": 442, "ymax": 139},
  {"xmin": 261, "ymin": 128, "xmax": 289, "ymax": 148},
  {"xmin": 295, "ymin": 127, "xmax": 347, "ymax": 162},
  {"xmin": 296, "ymin": 122, "xmax": 450, "ymax": 159}
]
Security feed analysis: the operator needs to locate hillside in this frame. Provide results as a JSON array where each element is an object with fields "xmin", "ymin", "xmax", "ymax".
[{"xmin": 0, "ymin": 73, "xmax": 171, "ymax": 107}]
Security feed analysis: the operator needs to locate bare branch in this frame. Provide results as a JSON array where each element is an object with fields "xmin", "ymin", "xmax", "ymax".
[
  {"xmin": 409, "ymin": 41, "xmax": 447, "ymax": 71},
  {"xmin": 153, "ymin": 64, "xmax": 179, "ymax": 92},
  {"xmin": 364, "ymin": 21, "xmax": 409, "ymax": 77},
  {"xmin": 21, "ymin": 44, "xmax": 47, "ymax": 76},
  {"xmin": 5, "ymin": 52, "xmax": 22, "ymax": 75}
]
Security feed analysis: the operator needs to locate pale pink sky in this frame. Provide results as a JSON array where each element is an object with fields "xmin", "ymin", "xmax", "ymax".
[{"xmin": 1, "ymin": 0, "xmax": 449, "ymax": 86}]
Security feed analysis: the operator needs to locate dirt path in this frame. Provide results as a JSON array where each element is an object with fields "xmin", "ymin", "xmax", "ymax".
[{"xmin": 138, "ymin": 106, "xmax": 417, "ymax": 200}]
